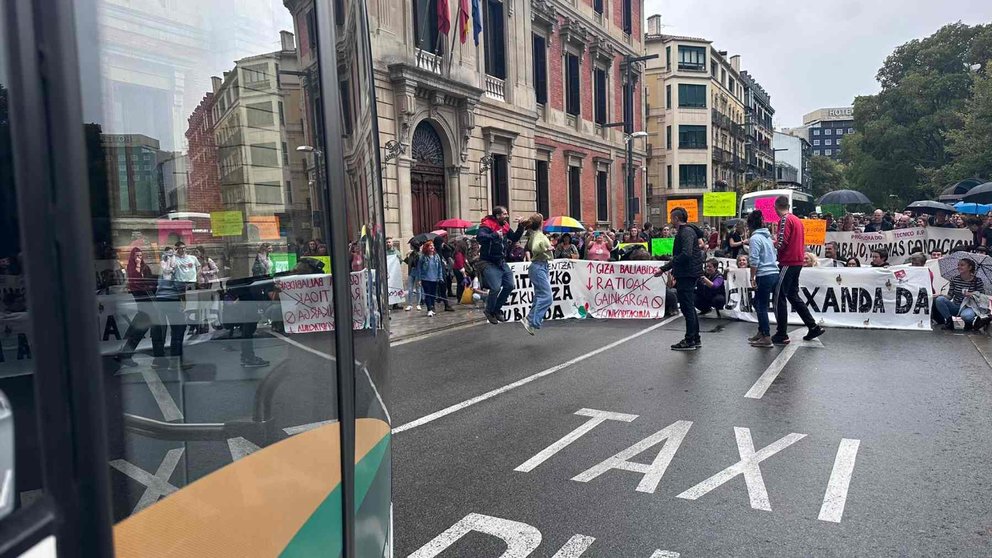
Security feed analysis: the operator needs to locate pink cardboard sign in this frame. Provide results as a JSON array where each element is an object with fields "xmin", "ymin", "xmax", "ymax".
[{"xmin": 754, "ymin": 197, "xmax": 778, "ymax": 222}]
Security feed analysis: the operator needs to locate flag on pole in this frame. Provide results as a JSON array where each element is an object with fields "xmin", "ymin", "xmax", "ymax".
[
  {"xmin": 471, "ymin": 0, "xmax": 482, "ymax": 45},
  {"xmin": 438, "ymin": 0, "xmax": 451, "ymax": 35},
  {"xmin": 458, "ymin": 0, "xmax": 470, "ymax": 44}
]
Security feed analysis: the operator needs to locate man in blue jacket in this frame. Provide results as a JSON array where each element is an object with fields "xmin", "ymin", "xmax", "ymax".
[{"xmin": 477, "ymin": 206, "xmax": 526, "ymax": 324}]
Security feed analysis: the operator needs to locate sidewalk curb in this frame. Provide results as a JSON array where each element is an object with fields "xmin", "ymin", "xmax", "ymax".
[{"xmin": 389, "ymin": 314, "xmax": 488, "ymax": 344}]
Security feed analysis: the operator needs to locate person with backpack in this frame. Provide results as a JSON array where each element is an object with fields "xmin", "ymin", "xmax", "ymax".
[{"xmin": 654, "ymin": 207, "xmax": 705, "ymax": 351}]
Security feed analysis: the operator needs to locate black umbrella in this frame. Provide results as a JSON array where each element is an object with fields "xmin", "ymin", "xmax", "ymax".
[
  {"xmin": 938, "ymin": 178, "xmax": 986, "ymax": 202},
  {"xmin": 962, "ymin": 182, "xmax": 992, "ymax": 205},
  {"xmin": 723, "ymin": 218, "xmax": 745, "ymax": 227},
  {"xmin": 410, "ymin": 232, "xmax": 440, "ymax": 244},
  {"xmin": 905, "ymin": 200, "xmax": 958, "ymax": 215},
  {"xmin": 818, "ymin": 189, "xmax": 872, "ymax": 206}
]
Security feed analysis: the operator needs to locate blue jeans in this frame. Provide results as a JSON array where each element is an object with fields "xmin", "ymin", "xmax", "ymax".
[
  {"xmin": 935, "ymin": 296, "xmax": 977, "ymax": 325},
  {"xmin": 527, "ymin": 261, "xmax": 553, "ymax": 328},
  {"xmin": 754, "ymin": 274, "xmax": 777, "ymax": 336},
  {"xmin": 483, "ymin": 261, "xmax": 515, "ymax": 316},
  {"xmin": 407, "ymin": 274, "xmax": 422, "ymax": 306}
]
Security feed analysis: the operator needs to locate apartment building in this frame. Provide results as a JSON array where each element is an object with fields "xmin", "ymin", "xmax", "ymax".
[
  {"xmin": 741, "ymin": 70, "xmax": 775, "ymax": 183},
  {"xmin": 643, "ymin": 15, "xmax": 746, "ymax": 223}
]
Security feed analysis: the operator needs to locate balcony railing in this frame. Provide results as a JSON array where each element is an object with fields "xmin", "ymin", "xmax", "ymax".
[
  {"xmin": 415, "ymin": 48, "xmax": 443, "ymax": 74},
  {"xmin": 485, "ymin": 74, "xmax": 505, "ymax": 101}
]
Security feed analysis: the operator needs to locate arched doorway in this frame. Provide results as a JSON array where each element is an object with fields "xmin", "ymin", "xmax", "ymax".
[{"xmin": 410, "ymin": 121, "xmax": 447, "ymax": 234}]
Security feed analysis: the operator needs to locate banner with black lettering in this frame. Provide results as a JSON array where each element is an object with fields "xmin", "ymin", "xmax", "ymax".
[
  {"xmin": 387, "ymin": 253, "xmax": 407, "ymax": 305},
  {"xmin": 721, "ymin": 266, "xmax": 933, "ymax": 331},
  {"xmin": 276, "ymin": 271, "xmax": 370, "ymax": 333},
  {"xmin": 499, "ymin": 260, "xmax": 668, "ymax": 323},
  {"xmin": 807, "ymin": 227, "xmax": 971, "ymax": 265}
]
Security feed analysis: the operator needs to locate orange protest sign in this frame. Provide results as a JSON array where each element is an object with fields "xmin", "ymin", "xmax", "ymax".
[
  {"xmin": 666, "ymin": 199, "xmax": 699, "ymax": 222},
  {"xmin": 802, "ymin": 219, "xmax": 827, "ymax": 245},
  {"xmin": 249, "ymin": 216, "xmax": 281, "ymax": 240}
]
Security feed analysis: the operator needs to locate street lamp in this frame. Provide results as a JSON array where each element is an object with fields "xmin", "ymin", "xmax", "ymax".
[{"xmin": 296, "ymin": 145, "xmax": 322, "ymax": 155}]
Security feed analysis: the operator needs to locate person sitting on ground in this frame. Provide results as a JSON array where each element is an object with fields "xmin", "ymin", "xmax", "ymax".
[
  {"xmin": 736, "ymin": 254, "xmax": 749, "ymax": 269},
  {"xmin": 870, "ymin": 248, "xmax": 890, "ymax": 268},
  {"xmin": 554, "ymin": 233, "xmax": 579, "ymax": 260},
  {"xmin": 935, "ymin": 257, "xmax": 987, "ymax": 331},
  {"xmin": 845, "ymin": 257, "xmax": 862, "ymax": 268},
  {"xmin": 694, "ymin": 258, "xmax": 726, "ymax": 318}
]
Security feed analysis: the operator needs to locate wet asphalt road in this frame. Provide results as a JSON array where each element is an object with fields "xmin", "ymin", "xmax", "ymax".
[{"xmin": 391, "ymin": 317, "xmax": 992, "ymax": 557}]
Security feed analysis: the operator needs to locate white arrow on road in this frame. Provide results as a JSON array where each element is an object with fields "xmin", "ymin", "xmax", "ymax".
[{"xmin": 744, "ymin": 327, "xmax": 824, "ymax": 399}]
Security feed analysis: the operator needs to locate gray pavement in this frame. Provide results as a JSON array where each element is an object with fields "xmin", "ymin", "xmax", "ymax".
[{"xmin": 391, "ymin": 318, "xmax": 992, "ymax": 557}]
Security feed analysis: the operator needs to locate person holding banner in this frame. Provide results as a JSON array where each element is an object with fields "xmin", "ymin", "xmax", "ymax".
[
  {"xmin": 654, "ymin": 207, "xmax": 705, "ymax": 351},
  {"xmin": 521, "ymin": 214, "xmax": 552, "ymax": 335},
  {"xmin": 772, "ymin": 196, "xmax": 825, "ymax": 344},
  {"xmin": 746, "ymin": 210, "xmax": 778, "ymax": 348}
]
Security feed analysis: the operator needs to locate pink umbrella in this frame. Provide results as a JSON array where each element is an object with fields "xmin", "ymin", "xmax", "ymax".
[
  {"xmin": 430, "ymin": 229, "xmax": 449, "ymax": 237},
  {"xmin": 435, "ymin": 218, "xmax": 473, "ymax": 229}
]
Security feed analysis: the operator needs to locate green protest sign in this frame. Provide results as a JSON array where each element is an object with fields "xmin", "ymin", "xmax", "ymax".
[
  {"xmin": 703, "ymin": 192, "xmax": 737, "ymax": 217},
  {"xmin": 652, "ymin": 237, "xmax": 674, "ymax": 256}
]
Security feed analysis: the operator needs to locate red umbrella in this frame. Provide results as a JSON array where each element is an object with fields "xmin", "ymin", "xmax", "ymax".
[{"xmin": 435, "ymin": 218, "xmax": 473, "ymax": 229}]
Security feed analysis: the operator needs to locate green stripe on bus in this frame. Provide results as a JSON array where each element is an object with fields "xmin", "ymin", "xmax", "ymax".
[{"xmin": 279, "ymin": 434, "xmax": 391, "ymax": 557}]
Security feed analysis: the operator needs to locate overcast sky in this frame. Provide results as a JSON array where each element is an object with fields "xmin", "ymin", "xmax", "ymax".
[{"xmin": 644, "ymin": 0, "xmax": 992, "ymax": 127}]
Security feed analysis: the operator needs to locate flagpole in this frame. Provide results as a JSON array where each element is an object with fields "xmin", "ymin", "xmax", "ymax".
[{"xmin": 447, "ymin": 5, "xmax": 462, "ymax": 77}]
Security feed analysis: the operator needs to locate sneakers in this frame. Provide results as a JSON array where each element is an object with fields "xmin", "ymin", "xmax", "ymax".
[
  {"xmin": 521, "ymin": 320, "xmax": 535, "ymax": 336},
  {"xmin": 444, "ymin": 306, "xmax": 454, "ymax": 312},
  {"xmin": 242, "ymin": 356, "xmax": 270, "ymax": 368},
  {"xmin": 427, "ymin": 310, "xmax": 436, "ymax": 317},
  {"xmin": 404, "ymin": 305, "xmax": 412, "ymax": 311},
  {"xmin": 750, "ymin": 335, "xmax": 773, "ymax": 348},
  {"xmin": 803, "ymin": 326, "xmax": 826, "ymax": 341},
  {"xmin": 747, "ymin": 332, "xmax": 762, "ymax": 343},
  {"xmin": 671, "ymin": 339, "xmax": 698, "ymax": 351},
  {"xmin": 771, "ymin": 335, "xmax": 791, "ymax": 345},
  {"xmin": 691, "ymin": 336, "xmax": 702, "ymax": 348},
  {"xmin": 496, "ymin": 313, "xmax": 509, "ymax": 322},
  {"xmin": 115, "ymin": 355, "xmax": 138, "ymax": 367},
  {"xmin": 416, "ymin": 305, "xmax": 422, "ymax": 311},
  {"xmin": 484, "ymin": 311, "xmax": 499, "ymax": 325}
]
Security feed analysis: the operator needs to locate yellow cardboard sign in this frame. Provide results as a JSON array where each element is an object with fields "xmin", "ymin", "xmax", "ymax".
[
  {"xmin": 703, "ymin": 192, "xmax": 737, "ymax": 217},
  {"xmin": 666, "ymin": 199, "xmax": 699, "ymax": 222},
  {"xmin": 802, "ymin": 219, "xmax": 827, "ymax": 245},
  {"xmin": 210, "ymin": 211, "xmax": 244, "ymax": 237}
]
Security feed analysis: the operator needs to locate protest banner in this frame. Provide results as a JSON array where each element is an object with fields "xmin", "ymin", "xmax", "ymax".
[
  {"xmin": 248, "ymin": 216, "xmax": 281, "ymax": 240},
  {"xmin": 270, "ymin": 253, "xmax": 297, "ymax": 274},
  {"xmin": 387, "ymin": 253, "xmax": 407, "ymax": 305},
  {"xmin": 754, "ymin": 197, "xmax": 778, "ymax": 221},
  {"xmin": 720, "ymin": 266, "xmax": 933, "ymax": 331},
  {"xmin": 802, "ymin": 219, "xmax": 827, "ymax": 245},
  {"xmin": 666, "ymin": 199, "xmax": 699, "ymax": 222},
  {"xmin": 806, "ymin": 227, "xmax": 971, "ymax": 265},
  {"xmin": 652, "ymin": 238, "xmax": 674, "ymax": 257},
  {"xmin": 703, "ymin": 192, "xmax": 737, "ymax": 217},
  {"xmin": 276, "ymin": 271, "xmax": 369, "ymax": 333},
  {"xmin": 211, "ymin": 210, "xmax": 244, "ymax": 237},
  {"xmin": 499, "ymin": 260, "xmax": 667, "ymax": 323},
  {"xmin": 617, "ymin": 242, "xmax": 648, "ymax": 252}
]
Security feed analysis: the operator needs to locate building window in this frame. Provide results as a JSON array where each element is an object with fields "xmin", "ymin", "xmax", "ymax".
[
  {"xmin": 666, "ymin": 125, "xmax": 672, "ymax": 149},
  {"xmin": 665, "ymin": 84, "xmax": 671, "ymax": 109},
  {"xmin": 413, "ymin": 0, "xmax": 441, "ymax": 54},
  {"xmin": 848, "ymin": 127, "xmax": 854, "ymax": 133},
  {"xmin": 568, "ymin": 165, "xmax": 582, "ymax": 219},
  {"xmin": 565, "ymin": 53, "xmax": 580, "ymax": 116},
  {"xmin": 247, "ymin": 101, "xmax": 274, "ymax": 127},
  {"xmin": 825, "ymin": 149, "xmax": 833, "ymax": 156},
  {"xmin": 623, "ymin": 75, "xmax": 634, "ymax": 129},
  {"xmin": 813, "ymin": 140, "xmax": 820, "ymax": 146},
  {"xmin": 594, "ymin": 0, "xmax": 603, "ymax": 16},
  {"xmin": 536, "ymin": 159, "xmax": 550, "ymax": 217},
  {"xmin": 490, "ymin": 154, "xmax": 510, "ymax": 208},
  {"xmin": 677, "ymin": 84, "xmax": 706, "ymax": 108},
  {"xmin": 533, "ymin": 35, "xmax": 547, "ymax": 105},
  {"xmin": 484, "ymin": 0, "xmax": 506, "ymax": 78},
  {"xmin": 665, "ymin": 46, "xmax": 671, "ymax": 69},
  {"xmin": 679, "ymin": 125, "xmax": 707, "ymax": 149},
  {"xmin": 251, "ymin": 143, "xmax": 279, "ymax": 168},
  {"xmin": 835, "ymin": 128, "xmax": 843, "ymax": 135},
  {"xmin": 825, "ymin": 139, "xmax": 832, "ymax": 146},
  {"xmin": 679, "ymin": 164, "xmax": 707, "ymax": 188},
  {"xmin": 667, "ymin": 165, "xmax": 673, "ymax": 189},
  {"xmin": 728, "ymin": 77, "xmax": 736, "ymax": 96},
  {"xmin": 622, "ymin": 0, "xmax": 632, "ymax": 34},
  {"xmin": 596, "ymin": 170, "xmax": 609, "ymax": 222},
  {"xmin": 678, "ymin": 46, "xmax": 706, "ymax": 71},
  {"xmin": 813, "ymin": 129, "xmax": 820, "ymax": 136},
  {"xmin": 824, "ymin": 128, "xmax": 832, "ymax": 135},
  {"xmin": 339, "ymin": 80, "xmax": 354, "ymax": 135},
  {"xmin": 711, "ymin": 60, "xmax": 717, "ymax": 76},
  {"xmin": 594, "ymin": 69, "xmax": 607, "ymax": 125}
]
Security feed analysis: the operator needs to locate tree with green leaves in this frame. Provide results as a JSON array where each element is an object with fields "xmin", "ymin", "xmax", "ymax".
[
  {"xmin": 844, "ymin": 22, "xmax": 992, "ymax": 205},
  {"xmin": 809, "ymin": 155, "xmax": 847, "ymax": 199},
  {"xmin": 944, "ymin": 62, "xmax": 992, "ymax": 181}
]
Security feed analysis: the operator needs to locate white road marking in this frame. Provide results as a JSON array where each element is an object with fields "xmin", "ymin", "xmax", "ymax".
[
  {"xmin": 515, "ymin": 409, "xmax": 639, "ymax": 473},
  {"xmin": 676, "ymin": 427, "xmax": 806, "ymax": 511},
  {"xmin": 109, "ymin": 448, "xmax": 184, "ymax": 513},
  {"xmin": 572, "ymin": 420, "xmax": 693, "ymax": 494},
  {"xmin": 283, "ymin": 419, "xmax": 338, "ymax": 435},
  {"xmin": 140, "ymin": 368, "xmax": 183, "ymax": 421},
  {"xmin": 408, "ymin": 512, "xmax": 542, "ymax": 558},
  {"xmin": 227, "ymin": 437, "xmax": 261, "ymax": 461},
  {"xmin": 551, "ymin": 534, "xmax": 596, "ymax": 557},
  {"xmin": 393, "ymin": 316, "xmax": 681, "ymax": 434},
  {"xmin": 270, "ymin": 331, "xmax": 391, "ymax": 424},
  {"xmin": 649, "ymin": 552, "xmax": 681, "ymax": 558},
  {"xmin": 818, "ymin": 438, "xmax": 860, "ymax": 523},
  {"xmin": 744, "ymin": 328, "xmax": 823, "ymax": 399}
]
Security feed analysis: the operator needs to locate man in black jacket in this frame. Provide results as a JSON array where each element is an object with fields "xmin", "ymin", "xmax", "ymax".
[
  {"xmin": 476, "ymin": 206, "xmax": 526, "ymax": 324},
  {"xmin": 654, "ymin": 207, "xmax": 705, "ymax": 350}
]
